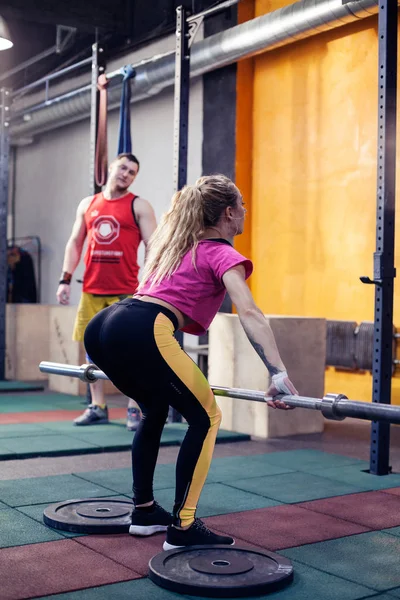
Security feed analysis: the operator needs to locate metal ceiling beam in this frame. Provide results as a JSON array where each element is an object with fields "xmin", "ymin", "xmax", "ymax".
[{"xmin": 0, "ymin": 0, "xmax": 131, "ymax": 33}]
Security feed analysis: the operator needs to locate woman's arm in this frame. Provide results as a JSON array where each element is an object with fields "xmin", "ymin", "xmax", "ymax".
[{"xmin": 222, "ymin": 265, "xmax": 298, "ymax": 409}]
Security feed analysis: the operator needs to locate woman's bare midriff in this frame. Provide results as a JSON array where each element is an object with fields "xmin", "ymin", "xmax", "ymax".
[{"xmin": 134, "ymin": 295, "xmax": 189, "ymax": 330}]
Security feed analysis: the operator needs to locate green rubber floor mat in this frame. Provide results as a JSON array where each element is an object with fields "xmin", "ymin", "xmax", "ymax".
[
  {"xmin": 0, "ymin": 393, "xmax": 86, "ymax": 412},
  {"xmin": 227, "ymin": 471, "xmax": 367, "ymax": 503},
  {"xmin": 283, "ymin": 531, "xmax": 400, "ymax": 593},
  {"xmin": 0, "ymin": 473, "xmax": 120, "ymax": 507},
  {"xmin": 0, "ymin": 421, "xmax": 250, "ymax": 459},
  {"xmin": 75, "ymin": 455, "xmax": 295, "ymax": 496},
  {"xmin": 154, "ymin": 482, "xmax": 281, "ymax": 517},
  {"xmin": 0, "ymin": 507, "xmax": 65, "ymax": 548},
  {"xmin": 0, "ymin": 381, "xmax": 45, "ymax": 393}
]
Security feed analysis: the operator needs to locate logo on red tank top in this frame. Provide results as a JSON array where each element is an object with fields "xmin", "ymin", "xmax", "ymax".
[
  {"xmin": 92, "ymin": 215, "xmax": 120, "ymax": 245},
  {"xmin": 83, "ymin": 193, "xmax": 141, "ymax": 294}
]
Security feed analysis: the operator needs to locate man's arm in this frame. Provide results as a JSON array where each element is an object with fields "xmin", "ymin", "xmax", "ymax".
[
  {"xmin": 56, "ymin": 196, "xmax": 91, "ymax": 305},
  {"xmin": 134, "ymin": 197, "xmax": 157, "ymax": 259},
  {"xmin": 222, "ymin": 265, "xmax": 298, "ymax": 408}
]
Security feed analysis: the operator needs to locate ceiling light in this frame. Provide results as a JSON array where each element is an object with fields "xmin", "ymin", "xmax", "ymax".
[{"xmin": 0, "ymin": 16, "xmax": 13, "ymax": 50}]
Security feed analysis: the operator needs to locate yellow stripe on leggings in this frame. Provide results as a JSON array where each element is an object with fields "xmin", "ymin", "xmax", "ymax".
[{"xmin": 153, "ymin": 313, "xmax": 221, "ymax": 527}]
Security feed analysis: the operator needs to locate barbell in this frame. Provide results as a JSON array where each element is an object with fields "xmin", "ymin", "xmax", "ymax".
[{"xmin": 39, "ymin": 361, "xmax": 400, "ymax": 425}]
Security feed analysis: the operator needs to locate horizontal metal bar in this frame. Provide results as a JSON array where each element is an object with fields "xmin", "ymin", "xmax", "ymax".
[
  {"xmin": 187, "ymin": 0, "xmax": 239, "ymax": 23},
  {"xmin": 11, "ymin": 57, "xmax": 92, "ymax": 99},
  {"xmin": 12, "ymin": 48, "xmax": 175, "ymax": 111},
  {"xmin": 39, "ymin": 361, "xmax": 109, "ymax": 383},
  {"xmin": 211, "ymin": 385, "xmax": 320, "ymax": 409},
  {"xmin": 39, "ymin": 362, "xmax": 87, "ymax": 379},
  {"xmin": 105, "ymin": 49, "xmax": 175, "ymax": 83},
  {"xmin": 38, "ymin": 361, "xmax": 400, "ymax": 425}
]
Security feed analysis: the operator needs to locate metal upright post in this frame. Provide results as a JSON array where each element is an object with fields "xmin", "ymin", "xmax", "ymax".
[
  {"xmin": 173, "ymin": 6, "xmax": 191, "ymax": 193},
  {"xmin": 169, "ymin": 6, "xmax": 191, "ymax": 422},
  {"xmin": 87, "ymin": 43, "xmax": 105, "ymax": 403},
  {"xmin": 89, "ymin": 42, "xmax": 106, "ymax": 195},
  {"xmin": 363, "ymin": 0, "xmax": 398, "ymax": 475},
  {"xmin": 0, "ymin": 88, "xmax": 10, "ymax": 380}
]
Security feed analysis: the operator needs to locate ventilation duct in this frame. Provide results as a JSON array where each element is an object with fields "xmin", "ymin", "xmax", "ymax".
[{"xmin": 10, "ymin": 0, "xmax": 380, "ymax": 140}]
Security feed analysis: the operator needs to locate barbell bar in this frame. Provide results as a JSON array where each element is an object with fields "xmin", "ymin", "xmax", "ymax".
[{"xmin": 38, "ymin": 361, "xmax": 400, "ymax": 425}]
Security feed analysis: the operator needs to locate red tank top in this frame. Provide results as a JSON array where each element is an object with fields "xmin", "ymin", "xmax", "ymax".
[{"xmin": 83, "ymin": 192, "xmax": 142, "ymax": 294}]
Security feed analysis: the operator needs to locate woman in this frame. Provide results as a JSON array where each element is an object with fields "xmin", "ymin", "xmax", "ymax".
[{"xmin": 84, "ymin": 174, "xmax": 298, "ymax": 550}]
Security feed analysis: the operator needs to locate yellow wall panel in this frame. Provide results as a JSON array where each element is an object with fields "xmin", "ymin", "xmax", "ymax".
[
  {"xmin": 241, "ymin": 12, "xmax": 400, "ymax": 403},
  {"xmin": 256, "ymin": 0, "xmax": 293, "ymax": 16}
]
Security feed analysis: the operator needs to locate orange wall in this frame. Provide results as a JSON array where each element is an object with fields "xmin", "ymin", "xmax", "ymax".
[
  {"xmin": 235, "ymin": 2, "xmax": 400, "ymax": 403},
  {"xmin": 234, "ymin": 0, "xmax": 255, "ymax": 264}
]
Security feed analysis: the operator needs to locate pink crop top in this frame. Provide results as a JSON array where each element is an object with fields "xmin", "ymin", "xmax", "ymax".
[{"xmin": 139, "ymin": 239, "xmax": 253, "ymax": 335}]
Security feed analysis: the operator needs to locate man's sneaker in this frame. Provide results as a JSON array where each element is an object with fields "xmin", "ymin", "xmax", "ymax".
[
  {"xmin": 129, "ymin": 501, "xmax": 173, "ymax": 536},
  {"xmin": 73, "ymin": 404, "xmax": 109, "ymax": 426},
  {"xmin": 163, "ymin": 519, "xmax": 235, "ymax": 550},
  {"xmin": 127, "ymin": 406, "xmax": 141, "ymax": 431}
]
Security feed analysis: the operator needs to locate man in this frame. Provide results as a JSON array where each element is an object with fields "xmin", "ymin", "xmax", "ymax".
[{"xmin": 56, "ymin": 153, "xmax": 157, "ymax": 428}]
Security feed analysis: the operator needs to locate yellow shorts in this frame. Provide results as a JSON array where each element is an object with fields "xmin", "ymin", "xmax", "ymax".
[{"xmin": 72, "ymin": 292, "xmax": 130, "ymax": 342}]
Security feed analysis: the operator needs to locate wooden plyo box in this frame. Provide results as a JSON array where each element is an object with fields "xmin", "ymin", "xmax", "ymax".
[
  {"xmin": 5, "ymin": 304, "xmax": 118, "ymax": 396},
  {"xmin": 6, "ymin": 304, "xmax": 50, "ymax": 382},
  {"xmin": 209, "ymin": 314, "xmax": 326, "ymax": 438}
]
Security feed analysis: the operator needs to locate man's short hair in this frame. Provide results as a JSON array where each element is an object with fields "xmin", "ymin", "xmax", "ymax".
[{"xmin": 115, "ymin": 153, "xmax": 140, "ymax": 171}]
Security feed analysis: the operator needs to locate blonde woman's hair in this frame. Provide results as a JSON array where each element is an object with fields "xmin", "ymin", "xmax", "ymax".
[{"xmin": 139, "ymin": 174, "xmax": 240, "ymax": 289}]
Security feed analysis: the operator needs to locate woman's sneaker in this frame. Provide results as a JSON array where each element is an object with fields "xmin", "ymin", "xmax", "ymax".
[
  {"xmin": 129, "ymin": 501, "xmax": 173, "ymax": 536},
  {"xmin": 163, "ymin": 519, "xmax": 235, "ymax": 550}
]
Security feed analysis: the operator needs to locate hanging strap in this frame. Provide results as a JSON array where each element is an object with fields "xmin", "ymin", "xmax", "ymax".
[
  {"xmin": 117, "ymin": 65, "xmax": 136, "ymax": 154},
  {"xmin": 95, "ymin": 74, "xmax": 109, "ymax": 187}
]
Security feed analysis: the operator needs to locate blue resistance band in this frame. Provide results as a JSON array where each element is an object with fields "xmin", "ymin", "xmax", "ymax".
[{"xmin": 117, "ymin": 65, "xmax": 136, "ymax": 154}]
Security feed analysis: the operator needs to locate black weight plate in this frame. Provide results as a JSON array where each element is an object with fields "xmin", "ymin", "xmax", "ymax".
[
  {"xmin": 43, "ymin": 498, "xmax": 133, "ymax": 534},
  {"xmin": 148, "ymin": 545, "xmax": 294, "ymax": 598}
]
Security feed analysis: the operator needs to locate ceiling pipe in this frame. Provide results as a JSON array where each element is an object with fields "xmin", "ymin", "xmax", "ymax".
[{"xmin": 9, "ymin": 0, "xmax": 382, "ymax": 140}]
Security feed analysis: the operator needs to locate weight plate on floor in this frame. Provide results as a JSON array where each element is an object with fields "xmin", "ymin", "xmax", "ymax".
[
  {"xmin": 43, "ymin": 498, "xmax": 133, "ymax": 534},
  {"xmin": 148, "ymin": 545, "xmax": 294, "ymax": 598}
]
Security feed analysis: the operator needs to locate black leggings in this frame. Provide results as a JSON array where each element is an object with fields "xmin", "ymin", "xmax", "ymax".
[{"xmin": 84, "ymin": 298, "xmax": 222, "ymax": 527}]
